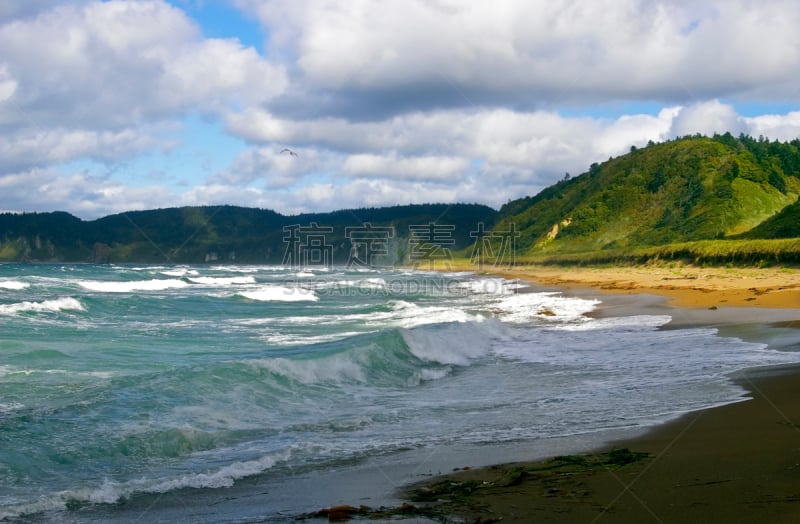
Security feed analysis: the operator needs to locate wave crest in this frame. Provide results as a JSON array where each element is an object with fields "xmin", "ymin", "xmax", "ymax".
[
  {"xmin": 0, "ymin": 297, "xmax": 84, "ymax": 315},
  {"xmin": 238, "ymin": 285, "xmax": 319, "ymax": 302},
  {"xmin": 0, "ymin": 280, "xmax": 30, "ymax": 290},
  {"xmin": 78, "ymin": 279, "xmax": 189, "ymax": 293}
]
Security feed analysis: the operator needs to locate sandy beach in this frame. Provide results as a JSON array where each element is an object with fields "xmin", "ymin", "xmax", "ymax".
[
  {"xmin": 385, "ymin": 264, "xmax": 800, "ymax": 523},
  {"xmin": 494, "ymin": 264, "xmax": 800, "ymax": 309}
]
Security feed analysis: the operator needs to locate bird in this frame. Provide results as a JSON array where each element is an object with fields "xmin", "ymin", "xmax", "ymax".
[{"xmin": 280, "ymin": 148, "xmax": 298, "ymax": 157}]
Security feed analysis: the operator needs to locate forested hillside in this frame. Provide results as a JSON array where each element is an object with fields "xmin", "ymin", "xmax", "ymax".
[
  {"xmin": 495, "ymin": 133, "xmax": 800, "ymax": 256},
  {"xmin": 0, "ymin": 204, "xmax": 496, "ymax": 263}
]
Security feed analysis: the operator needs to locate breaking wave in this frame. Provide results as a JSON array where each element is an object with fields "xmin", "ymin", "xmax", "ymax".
[
  {"xmin": 0, "ymin": 297, "xmax": 84, "ymax": 315},
  {"xmin": 78, "ymin": 279, "xmax": 189, "ymax": 293}
]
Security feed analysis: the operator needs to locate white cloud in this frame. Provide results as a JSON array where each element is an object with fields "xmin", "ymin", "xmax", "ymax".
[
  {"xmin": 217, "ymin": 146, "xmax": 332, "ymax": 189},
  {"xmin": 0, "ymin": 0, "xmax": 80, "ymax": 24},
  {"xmin": 343, "ymin": 154, "xmax": 468, "ymax": 181},
  {"xmin": 669, "ymin": 100, "xmax": 746, "ymax": 137},
  {"xmin": 0, "ymin": 1, "xmax": 285, "ymax": 172},
  {"xmin": 0, "ymin": 168, "xmax": 178, "ymax": 218},
  {"xmin": 744, "ymin": 112, "xmax": 800, "ymax": 142},
  {"xmin": 226, "ymin": 106, "xmax": 670, "ymax": 180},
  {"xmin": 0, "ymin": 128, "xmax": 157, "ymax": 172},
  {"xmin": 239, "ymin": 0, "xmax": 800, "ymax": 115},
  {"xmin": 0, "ymin": 1, "xmax": 286, "ymax": 127}
]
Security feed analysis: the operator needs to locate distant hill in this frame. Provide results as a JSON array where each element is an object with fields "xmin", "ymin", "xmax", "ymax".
[
  {"xmin": 0, "ymin": 204, "xmax": 497, "ymax": 263},
  {"xmin": 494, "ymin": 133, "xmax": 800, "ymax": 256}
]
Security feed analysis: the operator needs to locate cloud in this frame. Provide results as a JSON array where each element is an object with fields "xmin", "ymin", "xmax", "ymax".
[
  {"xmin": 0, "ymin": 0, "xmax": 285, "ymax": 172},
  {"xmin": 216, "ymin": 146, "xmax": 332, "ymax": 189},
  {"xmin": 0, "ymin": 127, "xmax": 158, "ymax": 173},
  {"xmin": 0, "ymin": 1, "xmax": 286, "ymax": 128},
  {"xmin": 237, "ymin": 0, "xmax": 800, "ymax": 118},
  {"xmin": 669, "ymin": 100, "xmax": 746, "ymax": 137},
  {"xmin": 0, "ymin": 167, "xmax": 178, "ymax": 218},
  {"xmin": 0, "ymin": 0, "xmax": 81, "ymax": 24},
  {"xmin": 342, "ymin": 154, "xmax": 469, "ymax": 181},
  {"xmin": 744, "ymin": 112, "xmax": 800, "ymax": 142}
]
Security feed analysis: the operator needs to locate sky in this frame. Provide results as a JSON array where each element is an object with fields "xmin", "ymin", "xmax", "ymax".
[{"xmin": 1, "ymin": 0, "xmax": 800, "ymax": 219}]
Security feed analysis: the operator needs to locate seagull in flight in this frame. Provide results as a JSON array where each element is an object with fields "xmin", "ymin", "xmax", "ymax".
[{"xmin": 280, "ymin": 148, "xmax": 298, "ymax": 157}]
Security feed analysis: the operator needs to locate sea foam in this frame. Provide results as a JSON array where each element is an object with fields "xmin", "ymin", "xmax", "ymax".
[
  {"xmin": 188, "ymin": 276, "xmax": 256, "ymax": 286},
  {"xmin": 491, "ymin": 291, "xmax": 600, "ymax": 323},
  {"xmin": 380, "ymin": 300, "xmax": 484, "ymax": 328},
  {"xmin": 238, "ymin": 285, "xmax": 319, "ymax": 302},
  {"xmin": 0, "ymin": 450, "xmax": 291, "ymax": 520},
  {"xmin": 0, "ymin": 280, "xmax": 30, "ymax": 290},
  {"xmin": 78, "ymin": 279, "xmax": 189, "ymax": 293},
  {"xmin": 0, "ymin": 297, "xmax": 84, "ymax": 315}
]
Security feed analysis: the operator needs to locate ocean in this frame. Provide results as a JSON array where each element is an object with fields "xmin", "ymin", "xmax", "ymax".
[{"xmin": 1, "ymin": 264, "xmax": 799, "ymax": 522}]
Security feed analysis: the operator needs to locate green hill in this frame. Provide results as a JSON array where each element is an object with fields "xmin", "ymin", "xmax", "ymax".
[
  {"xmin": 736, "ymin": 198, "xmax": 800, "ymax": 239},
  {"xmin": 495, "ymin": 134, "xmax": 800, "ymax": 257}
]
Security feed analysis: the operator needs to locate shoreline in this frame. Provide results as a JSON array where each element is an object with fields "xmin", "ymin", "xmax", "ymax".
[
  {"xmin": 487, "ymin": 263, "xmax": 800, "ymax": 309},
  {"xmin": 381, "ymin": 264, "xmax": 800, "ymax": 522},
  {"xmin": 397, "ymin": 362, "xmax": 800, "ymax": 523}
]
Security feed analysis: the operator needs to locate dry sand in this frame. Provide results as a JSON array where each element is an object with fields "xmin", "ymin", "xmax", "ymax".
[{"xmin": 494, "ymin": 264, "xmax": 800, "ymax": 309}]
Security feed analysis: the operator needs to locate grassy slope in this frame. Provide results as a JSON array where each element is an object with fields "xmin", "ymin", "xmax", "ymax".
[{"xmin": 494, "ymin": 135, "xmax": 800, "ymax": 259}]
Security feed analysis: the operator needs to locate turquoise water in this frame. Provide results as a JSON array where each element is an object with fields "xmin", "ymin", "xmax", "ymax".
[{"xmin": 1, "ymin": 264, "xmax": 799, "ymax": 520}]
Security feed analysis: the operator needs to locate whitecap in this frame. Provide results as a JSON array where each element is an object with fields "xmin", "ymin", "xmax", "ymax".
[
  {"xmin": 261, "ymin": 331, "xmax": 366, "ymax": 347},
  {"xmin": 238, "ymin": 286, "xmax": 319, "ymax": 302},
  {"xmin": 379, "ymin": 300, "xmax": 484, "ymax": 328},
  {"xmin": 209, "ymin": 265, "xmax": 262, "ymax": 273},
  {"xmin": 188, "ymin": 276, "xmax": 256, "ymax": 286},
  {"xmin": 161, "ymin": 268, "xmax": 199, "ymax": 277},
  {"xmin": 0, "ymin": 280, "xmax": 29, "ymax": 290},
  {"xmin": 0, "ymin": 297, "xmax": 84, "ymax": 315},
  {"xmin": 78, "ymin": 279, "xmax": 189, "ymax": 293}
]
